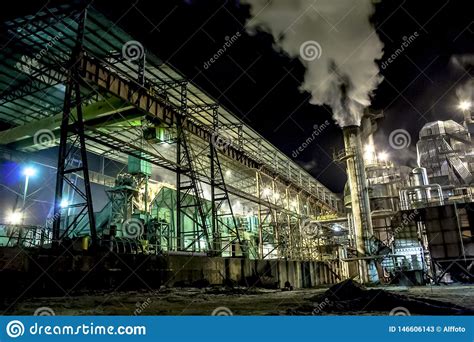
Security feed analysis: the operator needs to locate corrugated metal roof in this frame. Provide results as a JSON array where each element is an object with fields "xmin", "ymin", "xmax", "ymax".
[{"xmin": 0, "ymin": 5, "xmax": 341, "ymax": 212}]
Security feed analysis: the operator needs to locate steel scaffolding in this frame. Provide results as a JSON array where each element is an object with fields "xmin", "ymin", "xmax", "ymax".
[{"xmin": 0, "ymin": 4, "xmax": 342, "ymax": 260}]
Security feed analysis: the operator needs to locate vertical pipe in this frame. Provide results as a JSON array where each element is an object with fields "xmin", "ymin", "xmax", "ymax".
[
  {"xmin": 343, "ymin": 125, "xmax": 373, "ymax": 283},
  {"xmin": 271, "ymin": 178, "xmax": 279, "ymax": 259},
  {"xmin": 256, "ymin": 171, "xmax": 264, "ymax": 259},
  {"xmin": 176, "ymin": 116, "xmax": 182, "ymax": 251},
  {"xmin": 210, "ymin": 140, "xmax": 217, "ymax": 254},
  {"xmin": 296, "ymin": 193, "xmax": 301, "ymax": 259},
  {"xmin": 286, "ymin": 187, "xmax": 292, "ymax": 259}
]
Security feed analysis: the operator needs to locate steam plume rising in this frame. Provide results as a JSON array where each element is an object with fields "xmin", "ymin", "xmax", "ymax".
[{"xmin": 243, "ymin": 0, "xmax": 384, "ymax": 127}]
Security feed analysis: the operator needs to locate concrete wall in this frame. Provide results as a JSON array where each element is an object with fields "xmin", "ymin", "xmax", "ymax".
[
  {"xmin": 165, "ymin": 255, "xmax": 342, "ymax": 288},
  {"xmin": 0, "ymin": 248, "xmax": 343, "ymax": 298}
]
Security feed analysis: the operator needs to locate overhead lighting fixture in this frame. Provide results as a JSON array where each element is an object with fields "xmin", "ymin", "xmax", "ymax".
[
  {"xmin": 458, "ymin": 100, "xmax": 472, "ymax": 111},
  {"xmin": 7, "ymin": 211, "xmax": 23, "ymax": 225},
  {"xmin": 22, "ymin": 166, "xmax": 37, "ymax": 177},
  {"xmin": 60, "ymin": 199, "xmax": 69, "ymax": 208}
]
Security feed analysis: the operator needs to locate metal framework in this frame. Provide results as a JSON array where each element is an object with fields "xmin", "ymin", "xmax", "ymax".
[
  {"xmin": 0, "ymin": 4, "xmax": 342, "ymax": 260},
  {"xmin": 52, "ymin": 10, "xmax": 96, "ymax": 245}
]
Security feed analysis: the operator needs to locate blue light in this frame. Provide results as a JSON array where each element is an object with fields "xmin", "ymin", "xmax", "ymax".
[
  {"xmin": 60, "ymin": 199, "xmax": 69, "ymax": 208},
  {"xmin": 22, "ymin": 166, "xmax": 37, "ymax": 177}
]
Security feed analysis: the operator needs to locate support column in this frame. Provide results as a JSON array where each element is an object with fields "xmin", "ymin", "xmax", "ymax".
[
  {"xmin": 256, "ymin": 171, "xmax": 264, "ymax": 259},
  {"xmin": 271, "ymin": 178, "xmax": 279, "ymax": 259},
  {"xmin": 285, "ymin": 187, "xmax": 292, "ymax": 259},
  {"xmin": 53, "ymin": 8, "xmax": 96, "ymax": 246}
]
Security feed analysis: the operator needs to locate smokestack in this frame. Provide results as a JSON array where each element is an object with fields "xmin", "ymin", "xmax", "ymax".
[{"xmin": 343, "ymin": 125, "xmax": 374, "ymax": 283}]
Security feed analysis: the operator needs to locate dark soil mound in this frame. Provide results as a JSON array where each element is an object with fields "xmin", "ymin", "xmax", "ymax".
[
  {"xmin": 292, "ymin": 279, "xmax": 474, "ymax": 315},
  {"xmin": 318, "ymin": 279, "xmax": 366, "ymax": 301}
]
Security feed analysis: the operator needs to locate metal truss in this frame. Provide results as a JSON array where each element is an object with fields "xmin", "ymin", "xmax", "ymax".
[
  {"xmin": 0, "ymin": 5, "xmax": 342, "ymax": 261},
  {"xmin": 52, "ymin": 9, "xmax": 96, "ymax": 245}
]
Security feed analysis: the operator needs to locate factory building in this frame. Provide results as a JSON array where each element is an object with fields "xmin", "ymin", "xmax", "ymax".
[
  {"xmin": 0, "ymin": 6, "xmax": 343, "ymax": 291},
  {"xmin": 326, "ymin": 110, "xmax": 474, "ymax": 285},
  {"xmin": 0, "ymin": 4, "xmax": 472, "ymax": 297}
]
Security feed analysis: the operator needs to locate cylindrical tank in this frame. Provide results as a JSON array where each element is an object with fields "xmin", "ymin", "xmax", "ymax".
[{"xmin": 410, "ymin": 167, "xmax": 429, "ymax": 186}]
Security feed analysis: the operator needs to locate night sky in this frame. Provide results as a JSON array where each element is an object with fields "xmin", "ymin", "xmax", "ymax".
[{"xmin": 3, "ymin": 0, "xmax": 474, "ymax": 196}]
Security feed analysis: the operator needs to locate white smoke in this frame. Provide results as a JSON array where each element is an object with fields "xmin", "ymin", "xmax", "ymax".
[
  {"xmin": 243, "ymin": 0, "xmax": 384, "ymax": 127},
  {"xmin": 456, "ymin": 79, "xmax": 474, "ymax": 103},
  {"xmin": 451, "ymin": 54, "xmax": 474, "ymax": 102}
]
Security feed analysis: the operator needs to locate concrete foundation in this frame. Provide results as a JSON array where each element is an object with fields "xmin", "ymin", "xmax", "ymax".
[
  {"xmin": 165, "ymin": 256, "xmax": 339, "ymax": 288},
  {"xmin": 0, "ymin": 247, "xmax": 342, "ymax": 302}
]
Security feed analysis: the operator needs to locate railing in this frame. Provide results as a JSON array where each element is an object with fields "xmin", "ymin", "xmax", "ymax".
[{"xmin": 0, "ymin": 224, "xmax": 51, "ymax": 247}]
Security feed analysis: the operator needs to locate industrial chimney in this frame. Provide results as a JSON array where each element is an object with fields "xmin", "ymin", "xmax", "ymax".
[{"xmin": 342, "ymin": 125, "xmax": 375, "ymax": 283}]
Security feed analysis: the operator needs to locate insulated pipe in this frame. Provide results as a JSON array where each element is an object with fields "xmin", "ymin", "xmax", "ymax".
[
  {"xmin": 399, "ymin": 184, "xmax": 444, "ymax": 210},
  {"xmin": 343, "ymin": 125, "xmax": 374, "ymax": 283}
]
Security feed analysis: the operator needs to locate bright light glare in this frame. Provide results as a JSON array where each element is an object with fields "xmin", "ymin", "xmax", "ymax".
[
  {"xmin": 225, "ymin": 170, "xmax": 232, "ymax": 177},
  {"xmin": 23, "ymin": 166, "xmax": 37, "ymax": 177},
  {"xmin": 331, "ymin": 224, "xmax": 342, "ymax": 232},
  {"xmin": 458, "ymin": 100, "xmax": 472, "ymax": 111},
  {"xmin": 60, "ymin": 199, "xmax": 69, "ymax": 208},
  {"xmin": 364, "ymin": 144, "xmax": 375, "ymax": 153},
  {"xmin": 378, "ymin": 151, "xmax": 389, "ymax": 161},
  {"xmin": 7, "ymin": 211, "xmax": 23, "ymax": 225},
  {"xmin": 364, "ymin": 144, "xmax": 376, "ymax": 163},
  {"xmin": 262, "ymin": 188, "xmax": 272, "ymax": 197}
]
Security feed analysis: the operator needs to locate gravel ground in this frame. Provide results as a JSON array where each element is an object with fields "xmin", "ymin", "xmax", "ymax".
[{"xmin": 8, "ymin": 284, "xmax": 474, "ymax": 316}]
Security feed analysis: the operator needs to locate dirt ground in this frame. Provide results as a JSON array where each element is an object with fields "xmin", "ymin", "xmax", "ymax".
[{"xmin": 8, "ymin": 284, "xmax": 474, "ymax": 316}]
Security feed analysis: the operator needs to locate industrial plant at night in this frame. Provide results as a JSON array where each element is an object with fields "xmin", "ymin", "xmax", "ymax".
[{"xmin": 0, "ymin": 1, "xmax": 473, "ymax": 317}]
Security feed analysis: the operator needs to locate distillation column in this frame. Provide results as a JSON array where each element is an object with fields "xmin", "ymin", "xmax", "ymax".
[{"xmin": 343, "ymin": 125, "xmax": 378, "ymax": 283}]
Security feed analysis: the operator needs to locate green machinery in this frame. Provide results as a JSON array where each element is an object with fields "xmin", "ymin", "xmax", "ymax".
[{"xmin": 104, "ymin": 155, "xmax": 262, "ymax": 258}]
